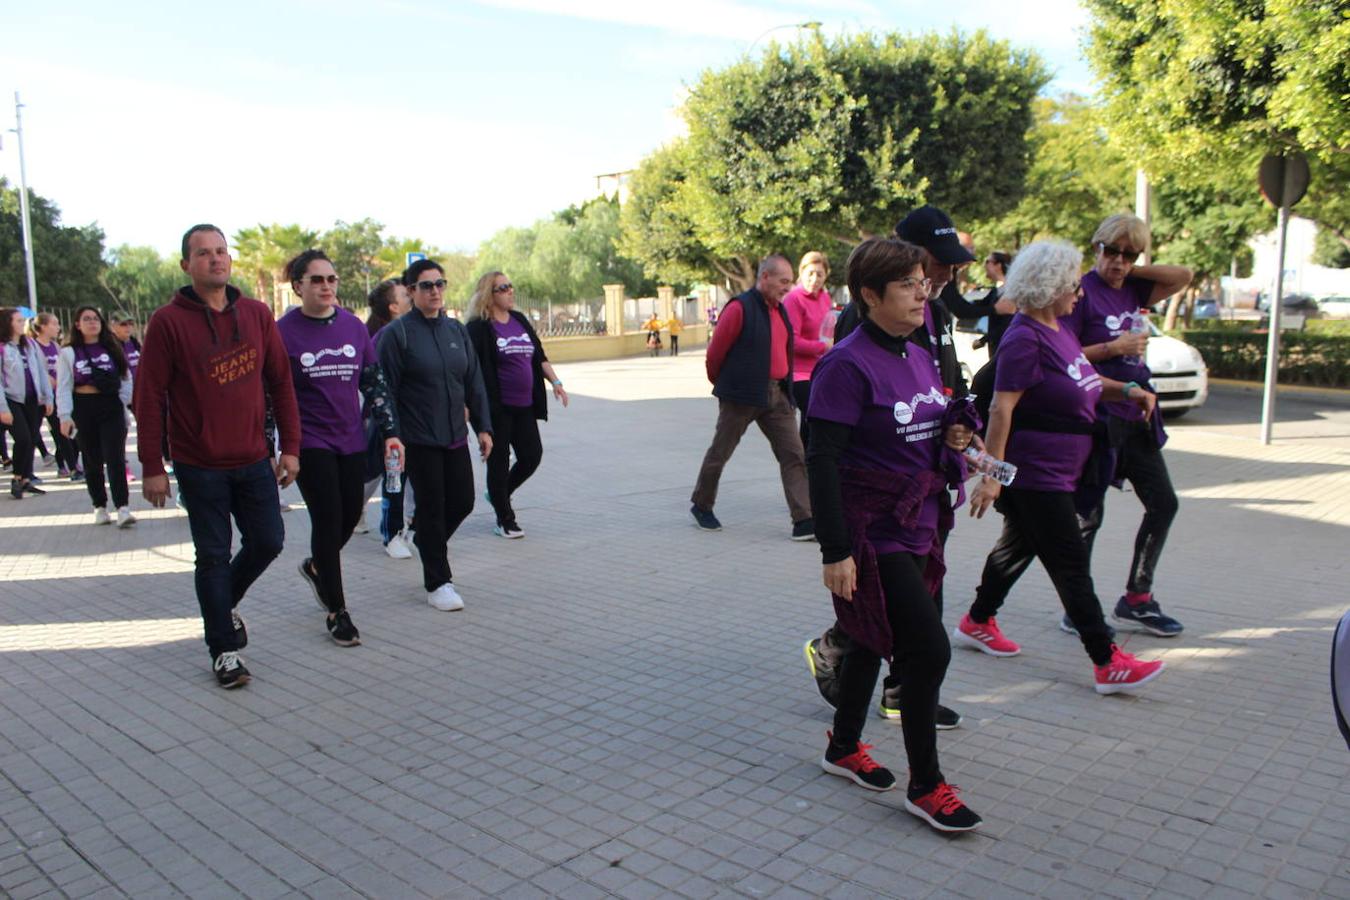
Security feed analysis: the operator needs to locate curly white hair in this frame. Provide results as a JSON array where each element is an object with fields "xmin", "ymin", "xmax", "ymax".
[{"xmin": 1002, "ymin": 239, "xmax": 1082, "ymax": 310}]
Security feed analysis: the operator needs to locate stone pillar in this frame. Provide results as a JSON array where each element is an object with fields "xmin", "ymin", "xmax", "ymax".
[
  {"xmin": 657, "ymin": 285, "xmax": 675, "ymax": 322},
  {"xmin": 603, "ymin": 284, "xmax": 625, "ymax": 336}
]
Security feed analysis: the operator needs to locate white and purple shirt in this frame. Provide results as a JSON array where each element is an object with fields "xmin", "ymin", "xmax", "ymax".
[
  {"xmin": 491, "ymin": 316, "xmax": 535, "ymax": 407},
  {"xmin": 277, "ymin": 307, "xmax": 377, "ymax": 455},
  {"xmin": 996, "ymin": 314, "xmax": 1102, "ymax": 492},
  {"xmin": 809, "ymin": 328, "xmax": 948, "ymax": 555},
  {"xmin": 1064, "ymin": 269, "xmax": 1152, "ymax": 422}
]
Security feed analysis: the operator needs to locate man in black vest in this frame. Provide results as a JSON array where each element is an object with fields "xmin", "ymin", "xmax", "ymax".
[{"xmin": 690, "ymin": 255, "xmax": 813, "ymax": 540}]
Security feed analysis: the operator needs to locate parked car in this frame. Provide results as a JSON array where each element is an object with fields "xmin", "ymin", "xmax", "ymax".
[
  {"xmin": 1257, "ymin": 292, "xmax": 1320, "ymax": 315},
  {"xmin": 1318, "ymin": 296, "xmax": 1350, "ymax": 319},
  {"xmin": 1193, "ymin": 298, "xmax": 1220, "ymax": 320},
  {"xmin": 951, "ymin": 318, "xmax": 1208, "ymax": 417}
]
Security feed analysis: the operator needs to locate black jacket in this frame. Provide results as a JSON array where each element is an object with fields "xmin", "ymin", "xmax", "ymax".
[
  {"xmin": 713, "ymin": 288, "xmax": 795, "ymax": 408},
  {"xmin": 465, "ymin": 310, "xmax": 551, "ymax": 422},
  {"xmin": 377, "ymin": 312, "xmax": 492, "ymax": 448}
]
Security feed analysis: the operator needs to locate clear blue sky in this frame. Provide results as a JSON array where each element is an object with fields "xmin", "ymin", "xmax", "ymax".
[{"xmin": 0, "ymin": 0, "xmax": 1093, "ymax": 258}]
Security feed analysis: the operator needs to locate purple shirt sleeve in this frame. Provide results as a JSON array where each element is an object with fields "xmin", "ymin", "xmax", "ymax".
[{"xmin": 993, "ymin": 330, "xmax": 1043, "ymax": 393}]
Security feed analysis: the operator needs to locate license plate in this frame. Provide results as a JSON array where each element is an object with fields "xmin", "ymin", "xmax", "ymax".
[{"xmin": 1151, "ymin": 378, "xmax": 1189, "ymax": 392}]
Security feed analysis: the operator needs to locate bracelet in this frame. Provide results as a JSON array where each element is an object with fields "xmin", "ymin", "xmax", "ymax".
[
  {"xmin": 551, "ymin": 379, "xmax": 563, "ymax": 387},
  {"xmin": 1123, "ymin": 380, "xmax": 1140, "ymax": 397}
]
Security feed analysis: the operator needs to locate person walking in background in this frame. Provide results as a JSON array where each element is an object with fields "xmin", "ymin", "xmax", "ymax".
[
  {"xmin": 135, "ymin": 224, "xmax": 301, "ymax": 689},
  {"xmin": 783, "ymin": 250, "xmax": 833, "ymax": 448},
  {"xmin": 57, "ymin": 306, "xmax": 135, "ymax": 526},
  {"xmin": 364, "ymin": 278, "xmax": 411, "ymax": 338},
  {"xmin": 1065, "ymin": 213, "xmax": 1193, "ymax": 638},
  {"xmin": 378, "ymin": 258, "xmax": 492, "ymax": 612},
  {"xmin": 465, "ymin": 271, "xmax": 568, "ymax": 539},
  {"xmin": 807, "ymin": 237, "xmax": 982, "ymax": 832},
  {"xmin": 689, "ymin": 255, "xmax": 813, "ymax": 540},
  {"xmin": 279, "ymin": 250, "xmax": 402, "ymax": 647},
  {"xmin": 28, "ymin": 312, "xmax": 81, "ymax": 479},
  {"xmin": 954, "ymin": 239, "xmax": 1167, "ymax": 695},
  {"xmin": 363, "ymin": 278, "xmax": 415, "ymax": 550},
  {"xmin": 110, "ymin": 312, "xmax": 142, "ymax": 485},
  {"xmin": 1, "ymin": 307, "xmax": 54, "ymax": 500},
  {"xmin": 643, "ymin": 312, "xmax": 663, "ymax": 357},
  {"xmin": 664, "ymin": 310, "xmax": 683, "ymax": 356}
]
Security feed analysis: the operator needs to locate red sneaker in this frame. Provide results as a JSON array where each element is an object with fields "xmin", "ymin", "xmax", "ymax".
[
  {"xmin": 905, "ymin": 782, "xmax": 983, "ymax": 832},
  {"xmin": 952, "ymin": 613, "xmax": 1021, "ymax": 657},
  {"xmin": 820, "ymin": 733, "xmax": 896, "ymax": 791},
  {"xmin": 1094, "ymin": 645, "xmax": 1165, "ymax": 694}
]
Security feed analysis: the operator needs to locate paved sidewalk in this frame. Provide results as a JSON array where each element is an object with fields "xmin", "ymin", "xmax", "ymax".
[{"xmin": 1, "ymin": 351, "xmax": 1348, "ymax": 899}]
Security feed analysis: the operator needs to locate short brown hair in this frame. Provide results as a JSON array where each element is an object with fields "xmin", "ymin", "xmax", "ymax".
[{"xmin": 845, "ymin": 238, "xmax": 925, "ymax": 316}]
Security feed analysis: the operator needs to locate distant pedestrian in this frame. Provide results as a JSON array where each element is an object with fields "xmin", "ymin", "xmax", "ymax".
[
  {"xmin": 664, "ymin": 312, "xmax": 683, "ymax": 355},
  {"xmin": 28, "ymin": 312, "xmax": 80, "ymax": 478},
  {"xmin": 1, "ymin": 307, "xmax": 53, "ymax": 500},
  {"xmin": 643, "ymin": 312, "xmax": 662, "ymax": 357},
  {"xmin": 135, "ymin": 224, "xmax": 302, "ymax": 689},
  {"xmin": 783, "ymin": 250, "xmax": 833, "ymax": 447}
]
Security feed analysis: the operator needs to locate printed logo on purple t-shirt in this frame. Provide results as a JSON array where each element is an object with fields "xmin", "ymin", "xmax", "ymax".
[
  {"xmin": 1066, "ymin": 352, "xmax": 1102, "ymax": 392},
  {"xmin": 1103, "ymin": 310, "xmax": 1146, "ymax": 334},
  {"xmin": 299, "ymin": 343, "xmax": 358, "ymax": 370},
  {"xmin": 892, "ymin": 387, "xmax": 947, "ymax": 428}
]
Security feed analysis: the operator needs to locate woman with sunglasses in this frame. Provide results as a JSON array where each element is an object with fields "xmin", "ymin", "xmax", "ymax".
[
  {"xmin": 55, "ymin": 306, "xmax": 133, "ymax": 522},
  {"xmin": 378, "ymin": 259, "xmax": 492, "ymax": 611},
  {"xmin": 808, "ymin": 237, "xmax": 982, "ymax": 833},
  {"xmin": 278, "ymin": 250, "xmax": 402, "ymax": 646},
  {"xmin": 1062, "ymin": 214, "xmax": 1192, "ymax": 639},
  {"xmin": 2, "ymin": 308, "xmax": 56, "ymax": 500},
  {"xmin": 465, "ymin": 272, "xmax": 567, "ymax": 539},
  {"xmin": 954, "ymin": 240, "xmax": 1166, "ymax": 694}
]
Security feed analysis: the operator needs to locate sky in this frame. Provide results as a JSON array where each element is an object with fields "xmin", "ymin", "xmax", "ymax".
[{"xmin": 0, "ymin": 0, "xmax": 1094, "ymax": 259}]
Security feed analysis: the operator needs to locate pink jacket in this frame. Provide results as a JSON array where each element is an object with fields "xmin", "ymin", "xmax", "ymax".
[{"xmin": 783, "ymin": 286, "xmax": 834, "ymax": 381}]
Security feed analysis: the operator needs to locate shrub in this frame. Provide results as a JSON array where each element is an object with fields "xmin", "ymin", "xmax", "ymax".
[{"xmin": 1182, "ymin": 330, "xmax": 1350, "ymax": 387}]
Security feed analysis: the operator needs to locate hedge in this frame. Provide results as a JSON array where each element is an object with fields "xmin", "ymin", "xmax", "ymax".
[{"xmin": 1181, "ymin": 330, "xmax": 1350, "ymax": 387}]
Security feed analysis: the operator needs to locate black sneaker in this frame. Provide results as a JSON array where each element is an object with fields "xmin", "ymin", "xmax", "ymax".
[
  {"xmin": 70, "ymin": 469, "xmax": 85, "ymax": 482},
  {"xmin": 690, "ymin": 504, "xmax": 722, "ymax": 531},
  {"xmin": 905, "ymin": 782, "xmax": 982, "ymax": 833},
  {"xmin": 1113, "ymin": 596, "xmax": 1184, "ymax": 637},
  {"xmin": 299, "ymin": 558, "xmax": 328, "ymax": 611},
  {"xmin": 791, "ymin": 518, "xmax": 815, "ymax": 541},
  {"xmin": 821, "ymin": 733, "xmax": 896, "ymax": 791},
  {"xmin": 231, "ymin": 608, "xmax": 248, "ymax": 649},
  {"xmin": 213, "ymin": 651, "xmax": 251, "ymax": 689},
  {"xmin": 803, "ymin": 638, "xmax": 840, "ymax": 709},
  {"xmin": 22, "ymin": 480, "xmax": 46, "ymax": 495},
  {"xmin": 1059, "ymin": 613, "xmax": 1116, "ymax": 641},
  {"xmin": 10, "ymin": 478, "xmax": 23, "ymax": 500},
  {"xmin": 327, "ymin": 609, "xmax": 361, "ymax": 647},
  {"xmin": 877, "ymin": 694, "xmax": 963, "ymax": 730}
]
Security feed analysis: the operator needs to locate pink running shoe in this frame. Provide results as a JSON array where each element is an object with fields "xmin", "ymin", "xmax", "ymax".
[
  {"xmin": 1094, "ymin": 645, "xmax": 1165, "ymax": 694},
  {"xmin": 953, "ymin": 613, "xmax": 1021, "ymax": 657}
]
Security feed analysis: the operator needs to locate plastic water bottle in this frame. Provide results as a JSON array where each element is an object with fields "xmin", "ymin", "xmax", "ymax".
[
  {"xmin": 1127, "ymin": 308, "xmax": 1150, "ymax": 364},
  {"xmin": 384, "ymin": 448, "xmax": 402, "ymax": 494},
  {"xmin": 964, "ymin": 447, "xmax": 1017, "ymax": 486}
]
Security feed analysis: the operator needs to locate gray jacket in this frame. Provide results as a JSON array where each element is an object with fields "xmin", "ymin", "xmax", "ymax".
[
  {"xmin": 1, "ymin": 340, "xmax": 54, "ymax": 410},
  {"xmin": 377, "ymin": 312, "xmax": 492, "ymax": 448}
]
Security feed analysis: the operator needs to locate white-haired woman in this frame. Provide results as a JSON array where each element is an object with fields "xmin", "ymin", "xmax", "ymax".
[
  {"xmin": 464, "ymin": 271, "xmax": 567, "ymax": 539},
  {"xmin": 1062, "ymin": 214, "xmax": 1192, "ymax": 639},
  {"xmin": 952, "ymin": 239, "xmax": 1166, "ymax": 694}
]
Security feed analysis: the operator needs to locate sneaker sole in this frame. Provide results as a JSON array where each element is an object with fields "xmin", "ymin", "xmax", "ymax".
[
  {"xmin": 803, "ymin": 641, "xmax": 839, "ymax": 712},
  {"xmin": 903, "ymin": 798, "xmax": 982, "ymax": 832},
  {"xmin": 384, "ymin": 545, "xmax": 413, "ymax": 559},
  {"xmin": 789, "ymin": 533, "xmax": 815, "ymax": 542},
  {"xmin": 217, "ymin": 674, "xmax": 251, "ymax": 689},
  {"xmin": 299, "ymin": 561, "xmax": 327, "ymax": 611},
  {"xmin": 951, "ymin": 627, "xmax": 1020, "ymax": 657},
  {"xmin": 1112, "ymin": 612, "xmax": 1183, "ymax": 638},
  {"xmin": 493, "ymin": 528, "xmax": 525, "ymax": 539},
  {"xmin": 820, "ymin": 758, "xmax": 896, "ymax": 792},
  {"xmin": 877, "ymin": 708, "xmax": 963, "ymax": 729},
  {"xmin": 330, "ymin": 635, "xmax": 362, "ymax": 647},
  {"xmin": 1095, "ymin": 661, "xmax": 1166, "ymax": 695}
]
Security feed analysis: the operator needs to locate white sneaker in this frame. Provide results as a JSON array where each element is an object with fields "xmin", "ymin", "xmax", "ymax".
[
  {"xmin": 353, "ymin": 519, "xmax": 369, "ymax": 534},
  {"xmin": 93, "ymin": 508, "xmax": 111, "ymax": 526},
  {"xmin": 385, "ymin": 532, "xmax": 413, "ymax": 560},
  {"xmin": 116, "ymin": 506, "xmax": 136, "ymax": 528},
  {"xmin": 493, "ymin": 524, "xmax": 525, "ymax": 539},
  {"xmin": 427, "ymin": 583, "xmax": 464, "ymax": 611}
]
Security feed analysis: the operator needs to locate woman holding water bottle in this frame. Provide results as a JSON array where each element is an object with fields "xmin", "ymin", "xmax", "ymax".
[
  {"xmin": 278, "ymin": 250, "xmax": 401, "ymax": 646},
  {"xmin": 1065, "ymin": 214, "xmax": 1192, "ymax": 638},
  {"xmin": 954, "ymin": 239, "xmax": 1168, "ymax": 694},
  {"xmin": 784, "ymin": 251, "xmax": 834, "ymax": 447}
]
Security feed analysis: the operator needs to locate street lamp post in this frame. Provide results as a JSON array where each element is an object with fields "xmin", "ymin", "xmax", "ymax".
[{"xmin": 10, "ymin": 92, "xmax": 39, "ymax": 314}]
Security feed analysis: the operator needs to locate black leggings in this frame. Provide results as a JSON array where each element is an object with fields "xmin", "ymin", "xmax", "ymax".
[
  {"xmin": 832, "ymin": 552, "xmax": 950, "ymax": 791},
  {"xmin": 405, "ymin": 443, "xmax": 475, "ymax": 592},
  {"xmin": 1080, "ymin": 425, "xmax": 1178, "ymax": 596},
  {"xmin": 39, "ymin": 410, "xmax": 79, "ymax": 471},
  {"xmin": 792, "ymin": 379, "xmax": 812, "ymax": 450},
  {"xmin": 969, "ymin": 487, "xmax": 1114, "ymax": 665},
  {"xmin": 72, "ymin": 394, "xmax": 129, "ymax": 509},
  {"xmin": 486, "ymin": 405, "xmax": 543, "ymax": 528},
  {"xmin": 295, "ymin": 448, "xmax": 366, "ymax": 613},
  {"xmin": 4, "ymin": 397, "xmax": 42, "ymax": 480}
]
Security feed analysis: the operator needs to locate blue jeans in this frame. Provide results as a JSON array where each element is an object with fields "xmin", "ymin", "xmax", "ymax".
[{"xmin": 175, "ymin": 458, "xmax": 285, "ymax": 657}]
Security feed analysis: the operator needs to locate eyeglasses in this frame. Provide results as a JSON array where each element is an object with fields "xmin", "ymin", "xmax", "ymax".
[
  {"xmin": 415, "ymin": 279, "xmax": 448, "ymax": 292},
  {"xmin": 78, "ymin": 315, "xmax": 102, "ymax": 323},
  {"xmin": 492, "ymin": 283, "xmax": 514, "ymax": 294},
  {"xmin": 896, "ymin": 276, "xmax": 932, "ymax": 294},
  {"xmin": 1098, "ymin": 243, "xmax": 1141, "ymax": 263},
  {"xmin": 305, "ymin": 274, "xmax": 339, "ymax": 286}
]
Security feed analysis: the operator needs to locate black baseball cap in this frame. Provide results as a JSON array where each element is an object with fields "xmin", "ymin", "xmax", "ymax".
[{"xmin": 895, "ymin": 205, "xmax": 975, "ymax": 265}]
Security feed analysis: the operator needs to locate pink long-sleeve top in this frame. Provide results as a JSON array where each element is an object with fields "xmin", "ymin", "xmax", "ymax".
[{"xmin": 783, "ymin": 286, "xmax": 834, "ymax": 381}]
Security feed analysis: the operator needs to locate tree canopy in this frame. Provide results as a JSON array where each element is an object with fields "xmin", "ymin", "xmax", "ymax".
[{"xmin": 0, "ymin": 178, "xmax": 106, "ymax": 315}]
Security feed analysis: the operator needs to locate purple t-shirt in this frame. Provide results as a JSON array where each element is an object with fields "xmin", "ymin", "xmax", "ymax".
[
  {"xmin": 122, "ymin": 340, "xmax": 141, "ymax": 378},
  {"xmin": 40, "ymin": 341, "xmax": 59, "ymax": 381},
  {"xmin": 809, "ymin": 328, "xmax": 948, "ymax": 555},
  {"xmin": 277, "ymin": 307, "xmax": 377, "ymax": 455},
  {"xmin": 995, "ymin": 315, "xmax": 1102, "ymax": 492},
  {"xmin": 491, "ymin": 315, "xmax": 535, "ymax": 407},
  {"xmin": 1064, "ymin": 269, "xmax": 1151, "ymax": 422},
  {"xmin": 71, "ymin": 345, "xmax": 117, "ymax": 387}
]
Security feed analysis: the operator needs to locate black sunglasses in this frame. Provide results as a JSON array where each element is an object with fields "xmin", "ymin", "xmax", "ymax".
[
  {"xmin": 415, "ymin": 279, "xmax": 448, "ymax": 291},
  {"xmin": 305, "ymin": 274, "xmax": 339, "ymax": 286},
  {"xmin": 1098, "ymin": 243, "xmax": 1141, "ymax": 263},
  {"xmin": 492, "ymin": 282, "xmax": 514, "ymax": 294}
]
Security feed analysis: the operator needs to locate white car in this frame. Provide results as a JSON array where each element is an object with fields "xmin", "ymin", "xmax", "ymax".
[{"xmin": 951, "ymin": 317, "xmax": 1208, "ymax": 417}]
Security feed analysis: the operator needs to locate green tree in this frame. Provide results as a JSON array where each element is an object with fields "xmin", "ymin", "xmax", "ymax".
[
  {"xmin": 621, "ymin": 30, "xmax": 1049, "ymax": 290},
  {"xmin": 321, "ymin": 218, "xmax": 385, "ymax": 307},
  {"xmin": 232, "ymin": 223, "xmax": 318, "ymax": 304},
  {"xmin": 0, "ymin": 178, "xmax": 106, "ymax": 315},
  {"xmin": 1083, "ymin": 0, "xmax": 1350, "ymax": 250},
  {"xmin": 102, "ymin": 245, "xmax": 183, "ymax": 319}
]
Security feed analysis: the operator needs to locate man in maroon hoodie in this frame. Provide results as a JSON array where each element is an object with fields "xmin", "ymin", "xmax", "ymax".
[{"xmin": 135, "ymin": 224, "xmax": 301, "ymax": 689}]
